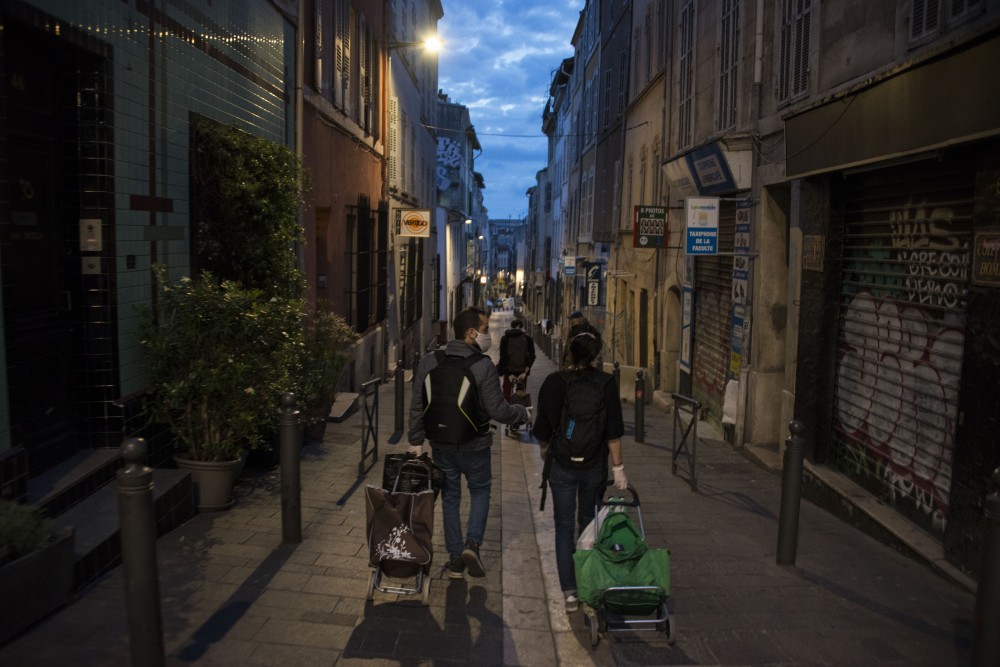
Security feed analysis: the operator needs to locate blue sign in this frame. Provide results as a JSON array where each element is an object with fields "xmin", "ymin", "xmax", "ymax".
[
  {"xmin": 685, "ymin": 197, "xmax": 719, "ymax": 255},
  {"xmin": 685, "ymin": 143, "xmax": 737, "ymax": 195}
]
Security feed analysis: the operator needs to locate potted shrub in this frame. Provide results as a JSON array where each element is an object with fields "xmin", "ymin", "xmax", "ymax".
[
  {"xmin": 139, "ymin": 269, "xmax": 303, "ymax": 510},
  {"xmin": 297, "ymin": 304, "xmax": 358, "ymax": 444},
  {"xmin": 0, "ymin": 499, "xmax": 75, "ymax": 643}
]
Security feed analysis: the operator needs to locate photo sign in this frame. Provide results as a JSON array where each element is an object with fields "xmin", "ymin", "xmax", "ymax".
[
  {"xmin": 685, "ymin": 197, "xmax": 719, "ymax": 255},
  {"xmin": 633, "ymin": 205, "xmax": 667, "ymax": 248},
  {"xmin": 397, "ymin": 209, "xmax": 431, "ymax": 237}
]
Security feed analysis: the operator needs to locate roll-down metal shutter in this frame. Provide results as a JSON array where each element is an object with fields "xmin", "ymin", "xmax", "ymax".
[
  {"xmin": 692, "ymin": 203, "xmax": 736, "ymax": 420},
  {"xmin": 833, "ymin": 159, "xmax": 974, "ymax": 532}
]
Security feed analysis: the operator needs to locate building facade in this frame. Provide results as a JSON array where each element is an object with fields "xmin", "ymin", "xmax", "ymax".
[
  {"xmin": 1, "ymin": 0, "xmax": 297, "ymax": 473},
  {"xmin": 534, "ymin": 0, "xmax": 1000, "ymax": 577}
]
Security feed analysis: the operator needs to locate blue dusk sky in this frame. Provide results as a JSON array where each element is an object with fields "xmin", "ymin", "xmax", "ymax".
[{"xmin": 437, "ymin": 1, "xmax": 581, "ymax": 220}]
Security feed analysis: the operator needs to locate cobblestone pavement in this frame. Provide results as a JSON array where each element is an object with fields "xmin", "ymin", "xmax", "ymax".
[{"xmin": 0, "ymin": 309, "xmax": 976, "ymax": 665}]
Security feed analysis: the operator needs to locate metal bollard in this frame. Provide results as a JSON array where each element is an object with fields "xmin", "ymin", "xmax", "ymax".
[
  {"xmin": 279, "ymin": 393, "xmax": 302, "ymax": 544},
  {"xmin": 613, "ymin": 361, "xmax": 621, "ymax": 393},
  {"xmin": 776, "ymin": 420, "xmax": 806, "ymax": 565},
  {"xmin": 116, "ymin": 437, "xmax": 165, "ymax": 667},
  {"xmin": 394, "ymin": 359, "xmax": 405, "ymax": 433},
  {"xmin": 412, "ymin": 348, "xmax": 421, "ymax": 383},
  {"xmin": 634, "ymin": 370, "xmax": 645, "ymax": 443},
  {"xmin": 973, "ymin": 467, "xmax": 1000, "ymax": 666}
]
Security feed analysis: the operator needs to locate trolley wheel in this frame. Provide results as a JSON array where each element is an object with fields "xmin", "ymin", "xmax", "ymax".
[
  {"xmin": 420, "ymin": 572, "xmax": 431, "ymax": 605},
  {"xmin": 660, "ymin": 603, "xmax": 676, "ymax": 645},
  {"xmin": 586, "ymin": 610, "xmax": 600, "ymax": 648},
  {"xmin": 366, "ymin": 569, "xmax": 376, "ymax": 601}
]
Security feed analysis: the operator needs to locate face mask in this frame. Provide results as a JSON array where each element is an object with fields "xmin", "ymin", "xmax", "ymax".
[{"xmin": 475, "ymin": 331, "xmax": 492, "ymax": 353}]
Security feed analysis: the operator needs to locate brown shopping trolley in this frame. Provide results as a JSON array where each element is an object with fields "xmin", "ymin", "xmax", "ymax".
[{"xmin": 364, "ymin": 453, "xmax": 441, "ymax": 604}]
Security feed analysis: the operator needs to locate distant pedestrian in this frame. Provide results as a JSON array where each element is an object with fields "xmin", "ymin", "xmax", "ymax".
[
  {"xmin": 408, "ymin": 307, "xmax": 529, "ymax": 579},
  {"xmin": 498, "ymin": 318, "xmax": 536, "ymax": 401},
  {"xmin": 532, "ymin": 329, "xmax": 626, "ymax": 613}
]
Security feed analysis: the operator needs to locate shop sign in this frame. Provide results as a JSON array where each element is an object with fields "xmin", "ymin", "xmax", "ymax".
[
  {"xmin": 971, "ymin": 229, "xmax": 1000, "ymax": 287},
  {"xmin": 397, "ymin": 209, "xmax": 431, "ymax": 237}
]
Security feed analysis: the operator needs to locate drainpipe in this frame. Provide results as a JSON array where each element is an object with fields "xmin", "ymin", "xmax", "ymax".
[
  {"xmin": 736, "ymin": 0, "xmax": 766, "ymax": 448},
  {"xmin": 295, "ymin": 0, "xmax": 306, "ymax": 284}
]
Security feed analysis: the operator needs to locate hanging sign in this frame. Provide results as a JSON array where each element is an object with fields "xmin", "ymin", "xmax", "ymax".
[
  {"xmin": 633, "ymin": 206, "xmax": 667, "ymax": 248},
  {"xmin": 685, "ymin": 197, "xmax": 719, "ymax": 255},
  {"xmin": 397, "ymin": 209, "xmax": 431, "ymax": 237},
  {"xmin": 585, "ymin": 262, "xmax": 603, "ymax": 306}
]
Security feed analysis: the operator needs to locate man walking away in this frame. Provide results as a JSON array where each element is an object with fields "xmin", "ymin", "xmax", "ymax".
[
  {"xmin": 498, "ymin": 318, "xmax": 536, "ymax": 401},
  {"xmin": 408, "ymin": 308, "xmax": 529, "ymax": 579}
]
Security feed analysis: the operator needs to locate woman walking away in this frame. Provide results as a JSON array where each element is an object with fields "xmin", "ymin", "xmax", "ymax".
[{"xmin": 532, "ymin": 330, "xmax": 626, "ymax": 613}]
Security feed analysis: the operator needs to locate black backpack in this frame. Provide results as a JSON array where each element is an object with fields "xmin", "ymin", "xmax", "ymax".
[
  {"xmin": 506, "ymin": 334, "xmax": 529, "ymax": 373},
  {"xmin": 422, "ymin": 351, "xmax": 490, "ymax": 445},
  {"xmin": 549, "ymin": 370, "xmax": 609, "ymax": 469}
]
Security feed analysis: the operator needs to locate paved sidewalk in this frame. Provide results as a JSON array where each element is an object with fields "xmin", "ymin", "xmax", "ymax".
[{"xmin": 0, "ymin": 309, "xmax": 977, "ymax": 665}]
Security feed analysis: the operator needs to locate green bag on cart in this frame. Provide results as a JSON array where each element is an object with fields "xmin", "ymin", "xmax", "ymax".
[{"xmin": 572, "ymin": 511, "xmax": 670, "ymax": 613}]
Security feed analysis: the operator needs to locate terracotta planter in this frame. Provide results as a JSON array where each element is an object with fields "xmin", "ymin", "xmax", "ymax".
[
  {"xmin": 174, "ymin": 455, "xmax": 244, "ymax": 511},
  {"xmin": 0, "ymin": 527, "xmax": 75, "ymax": 644}
]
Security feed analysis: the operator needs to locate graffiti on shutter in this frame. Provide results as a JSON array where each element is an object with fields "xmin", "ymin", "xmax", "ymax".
[
  {"xmin": 692, "ymin": 203, "xmax": 736, "ymax": 420},
  {"xmin": 833, "ymin": 162, "xmax": 974, "ymax": 534}
]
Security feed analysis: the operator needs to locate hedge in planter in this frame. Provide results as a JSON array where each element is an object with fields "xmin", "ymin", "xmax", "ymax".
[
  {"xmin": 0, "ymin": 499, "xmax": 75, "ymax": 643},
  {"xmin": 139, "ymin": 270, "xmax": 303, "ymax": 463}
]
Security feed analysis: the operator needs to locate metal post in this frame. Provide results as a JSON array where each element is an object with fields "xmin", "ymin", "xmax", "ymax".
[
  {"xmin": 412, "ymin": 347, "xmax": 421, "ymax": 383},
  {"xmin": 279, "ymin": 393, "xmax": 302, "ymax": 544},
  {"xmin": 613, "ymin": 360, "xmax": 621, "ymax": 393},
  {"xmin": 634, "ymin": 369, "xmax": 645, "ymax": 443},
  {"xmin": 116, "ymin": 437, "xmax": 165, "ymax": 667},
  {"xmin": 394, "ymin": 359, "xmax": 405, "ymax": 433},
  {"xmin": 973, "ymin": 467, "xmax": 1000, "ymax": 666},
  {"xmin": 776, "ymin": 419, "xmax": 806, "ymax": 565}
]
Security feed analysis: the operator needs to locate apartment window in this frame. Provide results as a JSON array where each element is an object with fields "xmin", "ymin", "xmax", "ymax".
[
  {"xmin": 334, "ymin": 0, "xmax": 350, "ymax": 111},
  {"xmin": 777, "ymin": 0, "xmax": 811, "ymax": 103},
  {"xmin": 657, "ymin": 3, "xmax": 666, "ymax": 70},
  {"xmin": 948, "ymin": 0, "xmax": 983, "ymax": 21},
  {"xmin": 612, "ymin": 158, "xmax": 622, "ymax": 230},
  {"xmin": 591, "ymin": 71, "xmax": 599, "ymax": 142},
  {"xmin": 678, "ymin": 1, "xmax": 695, "ymax": 148},
  {"xmin": 347, "ymin": 197, "xmax": 386, "ymax": 332},
  {"xmin": 718, "ymin": 0, "xmax": 740, "ymax": 130},
  {"xmin": 603, "ymin": 68, "xmax": 612, "ymax": 128},
  {"xmin": 358, "ymin": 15, "xmax": 372, "ymax": 132},
  {"xmin": 644, "ymin": 7, "xmax": 652, "ymax": 85},
  {"xmin": 618, "ymin": 50, "xmax": 628, "ymax": 112},
  {"xmin": 582, "ymin": 167, "xmax": 595, "ymax": 240},
  {"xmin": 625, "ymin": 157, "xmax": 634, "ymax": 231},
  {"xmin": 640, "ymin": 147, "xmax": 648, "ymax": 205},
  {"xmin": 910, "ymin": 0, "xmax": 941, "ymax": 40},
  {"xmin": 388, "ymin": 97, "xmax": 399, "ymax": 184}
]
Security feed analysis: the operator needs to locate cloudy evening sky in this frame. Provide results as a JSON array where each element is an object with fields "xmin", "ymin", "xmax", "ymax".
[{"xmin": 437, "ymin": 1, "xmax": 581, "ymax": 220}]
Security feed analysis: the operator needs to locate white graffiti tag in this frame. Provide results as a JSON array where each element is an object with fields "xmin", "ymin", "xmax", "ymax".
[{"xmin": 835, "ymin": 290, "xmax": 964, "ymax": 528}]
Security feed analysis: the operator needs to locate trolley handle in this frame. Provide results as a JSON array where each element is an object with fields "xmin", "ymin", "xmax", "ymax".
[{"xmin": 595, "ymin": 480, "xmax": 640, "ymax": 507}]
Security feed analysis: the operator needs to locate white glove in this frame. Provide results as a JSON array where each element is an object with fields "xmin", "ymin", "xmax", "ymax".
[
  {"xmin": 406, "ymin": 444, "xmax": 424, "ymax": 457},
  {"xmin": 612, "ymin": 464, "xmax": 628, "ymax": 490}
]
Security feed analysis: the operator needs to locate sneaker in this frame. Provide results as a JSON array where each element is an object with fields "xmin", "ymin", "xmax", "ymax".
[
  {"xmin": 565, "ymin": 593, "xmax": 579, "ymax": 612},
  {"xmin": 461, "ymin": 540, "xmax": 486, "ymax": 578},
  {"xmin": 445, "ymin": 558, "xmax": 465, "ymax": 579}
]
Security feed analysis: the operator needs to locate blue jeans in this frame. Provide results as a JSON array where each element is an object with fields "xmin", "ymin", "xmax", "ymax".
[
  {"xmin": 549, "ymin": 460, "xmax": 605, "ymax": 593},
  {"xmin": 431, "ymin": 446, "xmax": 492, "ymax": 560}
]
